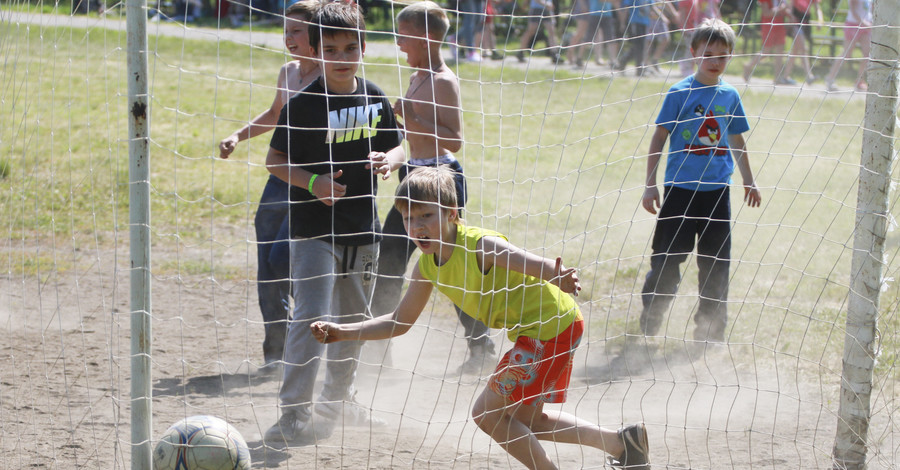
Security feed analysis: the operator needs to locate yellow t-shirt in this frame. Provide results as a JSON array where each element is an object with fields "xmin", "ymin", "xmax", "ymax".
[{"xmin": 417, "ymin": 225, "xmax": 582, "ymax": 342}]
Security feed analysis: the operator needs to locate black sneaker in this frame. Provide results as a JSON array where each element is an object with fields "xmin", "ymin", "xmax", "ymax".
[
  {"xmin": 516, "ymin": 50, "xmax": 525, "ymax": 63},
  {"xmin": 608, "ymin": 423, "xmax": 650, "ymax": 469}
]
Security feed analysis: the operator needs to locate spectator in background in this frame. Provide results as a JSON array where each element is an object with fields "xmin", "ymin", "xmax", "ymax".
[
  {"xmin": 568, "ymin": 0, "xmax": 623, "ymax": 68},
  {"xmin": 784, "ymin": 0, "xmax": 822, "ymax": 83},
  {"xmin": 743, "ymin": 0, "xmax": 793, "ymax": 84},
  {"xmin": 517, "ymin": 0, "xmax": 563, "ymax": 63},
  {"xmin": 565, "ymin": 0, "xmax": 592, "ymax": 67},
  {"xmin": 617, "ymin": 0, "xmax": 654, "ymax": 76},
  {"xmin": 594, "ymin": 0, "xmax": 623, "ymax": 67},
  {"xmin": 676, "ymin": 0, "xmax": 720, "ymax": 76},
  {"xmin": 644, "ymin": 0, "xmax": 680, "ymax": 74},
  {"xmin": 456, "ymin": 0, "xmax": 486, "ymax": 62},
  {"xmin": 474, "ymin": 0, "xmax": 504, "ymax": 60},
  {"xmin": 824, "ymin": 0, "xmax": 872, "ymax": 91}
]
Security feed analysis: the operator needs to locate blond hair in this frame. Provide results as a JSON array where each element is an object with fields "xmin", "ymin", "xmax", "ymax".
[
  {"xmin": 397, "ymin": 1, "xmax": 450, "ymax": 40},
  {"xmin": 394, "ymin": 166, "xmax": 459, "ymax": 218}
]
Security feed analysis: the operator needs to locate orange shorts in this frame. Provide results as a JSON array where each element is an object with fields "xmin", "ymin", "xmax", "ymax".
[{"xmin": 489, "ymin": 319, "xmax": 584, "ymax": 405}]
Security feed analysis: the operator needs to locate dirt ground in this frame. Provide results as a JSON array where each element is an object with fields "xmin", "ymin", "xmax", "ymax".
[{"xmin": 3, "ymin": 238, "xmax": 897, "ymax": 469}]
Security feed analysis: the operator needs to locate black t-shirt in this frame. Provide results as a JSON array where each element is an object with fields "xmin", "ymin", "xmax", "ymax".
[{"xmin": 270, "ymin": 77, "xmax": 403, "ymax": 246}]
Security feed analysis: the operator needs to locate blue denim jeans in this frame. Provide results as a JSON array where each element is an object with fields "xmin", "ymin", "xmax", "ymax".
[
  {"xmin": 255, "ymin": 175, "xmax": 292, "ymax": 363},
  {"xmin": 456, "ymin": 0, "xmax": 482, "ymax": 51}
]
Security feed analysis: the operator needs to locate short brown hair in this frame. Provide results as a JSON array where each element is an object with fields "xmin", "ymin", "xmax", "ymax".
[
  {"xmin": 397, "ymin": 1, "xmax": 450, "ymax": 40},
  {"xmin": 309, "ymin": 1, "xmax": 367, "ymax": 53},
  {"xmin": 691, "ymin": 18, "xmax": 736, "ymax": 52},
  {"xmin": 394, "ymin": 166, "xmax": 459, "ymax": 215}
]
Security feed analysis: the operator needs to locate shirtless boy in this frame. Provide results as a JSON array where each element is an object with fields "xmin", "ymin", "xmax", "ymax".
[{"xmin": 372, "ymin": 1, "xmax": 497, "ymax": 373}]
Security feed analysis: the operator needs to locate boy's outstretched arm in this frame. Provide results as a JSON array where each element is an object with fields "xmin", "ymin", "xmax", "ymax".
[
  {"xmin": 367, "ymin": 145, "xmax": 407, "ymax": 180},
  {"xmin": 220, "ymin": 66, "xmax": 290, "ymax": 159},
  {"xmin": 311, "ymin": 267, "xmax": 434, "ymax": 343},
  {"xmin": 478, "ymin": 237, "xmax": 582, "ymax": 295},
  {"xmin": 729, "ymin": 133, "xmax": 762, "ymax": 207},
  {"xmin": 642, "ymin": 125, "xmax": 670, "ymax": 214}
]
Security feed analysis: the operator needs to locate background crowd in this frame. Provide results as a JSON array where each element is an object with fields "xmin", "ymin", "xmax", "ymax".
[{"xmin": 70, "ymin": 0, "xmax": 872, "ymax": 86}]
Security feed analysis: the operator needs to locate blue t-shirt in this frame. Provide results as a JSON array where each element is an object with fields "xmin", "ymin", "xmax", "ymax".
[
  {"xmin": 655, "ymin": 75, "xmax": 750, "ymax": 192},
  {"xmin": 588, "ymin": 0, "xmax": 613, "ymax": 16},
  {"xmin": 622, "ymin": 0, "xmax": 652, "ymax": 25}
]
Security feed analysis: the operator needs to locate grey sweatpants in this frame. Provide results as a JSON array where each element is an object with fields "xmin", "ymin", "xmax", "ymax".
[{"xmin": 278, "ymin": 238, "xmax": 377, "ymax": 420}]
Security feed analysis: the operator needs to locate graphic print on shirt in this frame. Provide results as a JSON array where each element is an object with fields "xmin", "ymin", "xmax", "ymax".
[
  {"xmin": 326, "ymin": 102, "xmax": 384, "ymax": 144},
  {"xmin": 683, "ymin": 104, "xmax": 727, "ymax": 156}
]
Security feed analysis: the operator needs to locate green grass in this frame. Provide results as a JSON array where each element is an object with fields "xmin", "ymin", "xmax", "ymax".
[{"xmin": 1, "ymin": 21, "xmax": 892, "ymax": 378}]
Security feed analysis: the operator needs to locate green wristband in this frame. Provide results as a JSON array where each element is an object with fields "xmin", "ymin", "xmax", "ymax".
[{"xmin": 308, "ymin": 174, "xmax": 318, "ymax": 196}]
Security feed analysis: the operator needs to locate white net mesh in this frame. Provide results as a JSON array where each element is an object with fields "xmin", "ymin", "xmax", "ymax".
[{"xmin": 1, "ymin": 1, "xmax": 898, "ymax": 468}]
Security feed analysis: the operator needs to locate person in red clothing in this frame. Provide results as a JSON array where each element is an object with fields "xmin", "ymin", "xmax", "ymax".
[
  {"xmin": 784, "ymin": 0, "xmax": 823, "ymax": 83},
  {"xmin": 743, "ymin": 0, "xmax": 793, "ymax": 84}
]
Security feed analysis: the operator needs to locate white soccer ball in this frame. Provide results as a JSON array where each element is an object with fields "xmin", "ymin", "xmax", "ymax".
[{"xmin": 153, "ymin": 415, "xmax": 251, "ymax": 470}]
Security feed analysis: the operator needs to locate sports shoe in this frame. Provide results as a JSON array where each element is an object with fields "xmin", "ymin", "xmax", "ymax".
[
  {"xmin": 608, "ymin": 423, "xmax": 650, "ymax": 469},
  {"xmin": 315, "ymin": 394, "xmax": 387, "ymax": 428},
  {"xmin": 264, "ymin": 411, "xmax": 307, "ymax": 445},
  {"xmin": 456, "ymin": 341, "xmax": 497, "ymax": 376},
  {"xmin": 775, "ymin": 77, "xmax": 798, "ymax": 86}
]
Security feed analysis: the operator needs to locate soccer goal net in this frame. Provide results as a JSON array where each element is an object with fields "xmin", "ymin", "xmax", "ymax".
[{"xmin": 0, "ymin": 0, "xmax": 898, "ymax": 468}]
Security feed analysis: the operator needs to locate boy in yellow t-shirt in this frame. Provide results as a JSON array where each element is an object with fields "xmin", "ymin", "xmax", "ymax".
[{"xmin": 311, "ymin": 166, "xmax": 650, "ymax": 470}]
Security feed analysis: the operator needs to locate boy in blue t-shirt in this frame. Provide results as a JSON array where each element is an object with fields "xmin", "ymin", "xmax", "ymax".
[{"xmin": 640, "ymin": 18, "xmax": 761, "ymax": 343}]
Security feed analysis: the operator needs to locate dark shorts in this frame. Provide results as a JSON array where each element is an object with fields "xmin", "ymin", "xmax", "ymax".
[{"xmin": 789, "ymin": 7, "xmax": 813, "ymax": 40}]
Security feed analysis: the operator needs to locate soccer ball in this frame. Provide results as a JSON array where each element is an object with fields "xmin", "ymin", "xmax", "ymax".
[{"xmin": 153, "ymin": 415, "xmax": 251, "ymax": 470}]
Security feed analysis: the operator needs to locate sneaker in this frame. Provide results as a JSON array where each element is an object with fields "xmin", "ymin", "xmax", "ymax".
[
  {"xmin": 775, "ymin": 77, "xmax": 798, "ymax": 86},
  {"xmin": 315, "ymin": 394, "xmax": 386, "ymax": 428},
  {"xmin": 516, "ymin": 51, "xmax": 525, "ymax": 63},
  {"xmin": 466, "ymin": 51, "xmax": 483, "ymax": 62},
  {"xmin": 456, "ymin": 341, "xmax": 497, "ymax": 376},
  {"xmin": 608, "ymin": 423, "xmax": 650, "ymax": 470},
  {"xmin": 257, "ymin": 360, "xmax": 282, "ymax": 376},
  {"xmin": 825, "ymin": 80, "xmax": 839, "ymax": 92},
  {"xmin": 264, "ymin": 411, "xmax": 307, "ymax": 445},
  {"xmin": 490, "ymin": 50, "xmax": 504, "ymax": 61}
]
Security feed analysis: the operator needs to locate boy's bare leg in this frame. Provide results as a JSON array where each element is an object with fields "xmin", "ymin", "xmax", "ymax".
[{"xmin": 472, "ymin": 388, "xmax": 626, "ymax": 469}]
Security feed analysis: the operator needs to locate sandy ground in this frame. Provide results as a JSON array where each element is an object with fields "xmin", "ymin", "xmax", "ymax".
[{"xmin": 4, "ymin": 240, "xmax": 896, "ymax": 469}]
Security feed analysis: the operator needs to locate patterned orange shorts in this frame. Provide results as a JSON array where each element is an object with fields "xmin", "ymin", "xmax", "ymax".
[{"xmin": 489, "ymin": 319, "xmax": 584, "ymax": 405}]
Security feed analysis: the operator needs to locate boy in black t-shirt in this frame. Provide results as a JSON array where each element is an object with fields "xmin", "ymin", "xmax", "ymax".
[{"xmin": 263, "ymin": 1, "xmax": 405, "ymax": 445}]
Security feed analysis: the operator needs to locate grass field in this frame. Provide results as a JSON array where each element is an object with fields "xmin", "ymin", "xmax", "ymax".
[
  {"xmin": 0, "ymin": 17, "xmax": 886, "ymax": 354},
  {"xmin": 2, "ymin": 15, "xmax": 899, "ymax": 468}
]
